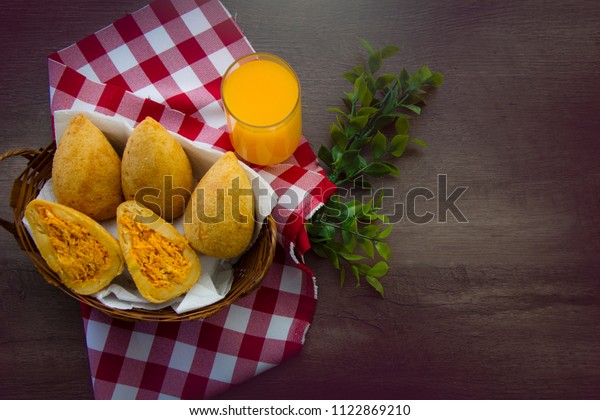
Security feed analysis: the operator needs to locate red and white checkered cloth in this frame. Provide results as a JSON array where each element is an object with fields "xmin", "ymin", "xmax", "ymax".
[{"xmin": 47, "ymin": 0, "xmax": 335, "ymax": 399}]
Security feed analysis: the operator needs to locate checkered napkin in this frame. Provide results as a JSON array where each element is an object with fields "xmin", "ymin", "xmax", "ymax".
[{"xmin": 47, "ymin": 0, "xmax": 335, "ymax": 399}]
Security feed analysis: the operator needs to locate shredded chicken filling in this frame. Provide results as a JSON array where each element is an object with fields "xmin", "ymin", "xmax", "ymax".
[
  {"xmin": 41, "ymin": 206, "xmax": 109, "ymax": 283},
  {"xmin": 122, "ymin": 214, "xmax": 191, "ymax": 288}
]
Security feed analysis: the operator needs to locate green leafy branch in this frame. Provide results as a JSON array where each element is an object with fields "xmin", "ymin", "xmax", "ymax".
[
  {"xmin": 307, "ymin": 191, "xmax": 392, "ymax": 296},
  {"xmin": 307, "ymin": 39, "xmax": 443, "ymax": 296}
]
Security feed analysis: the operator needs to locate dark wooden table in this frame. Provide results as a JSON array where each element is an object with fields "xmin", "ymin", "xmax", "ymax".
[{"xmin": 1, "ymin": 0, "xmax": 599, "ymax": 400}]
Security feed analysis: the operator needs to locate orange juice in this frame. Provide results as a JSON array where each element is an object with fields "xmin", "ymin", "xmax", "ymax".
[{"xmin": 222, "ymin": 53, "xmax": 302, "ymax": 166}]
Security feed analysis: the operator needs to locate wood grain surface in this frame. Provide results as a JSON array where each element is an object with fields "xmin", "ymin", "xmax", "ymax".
[{"xmin": 1, "ymin": 0, "xmax": 599, "ymax": 399}]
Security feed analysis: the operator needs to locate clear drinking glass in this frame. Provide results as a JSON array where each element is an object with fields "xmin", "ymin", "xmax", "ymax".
[{"xmin": 221, "ymin": 53, "xmax": 302, "ymax": 166}]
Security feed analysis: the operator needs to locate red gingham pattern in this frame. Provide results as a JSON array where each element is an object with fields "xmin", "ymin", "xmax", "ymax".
[
  {"xmin": 47, "ymin": 0, "xmax": 335, "ymax": 399},
  {"xmin": 83, "ymin": 247, "xmax": 315, "ymax": 399}
]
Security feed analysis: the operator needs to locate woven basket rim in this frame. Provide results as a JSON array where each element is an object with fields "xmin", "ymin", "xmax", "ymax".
[{"xmin": 3, "ymin": 141, "xmax": 278, "ymax": 322}]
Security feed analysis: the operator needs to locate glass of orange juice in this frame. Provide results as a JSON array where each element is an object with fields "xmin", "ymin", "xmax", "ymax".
[{"xmin": 221, "ymin": 53, "xmax": 302, "ymax": 166}]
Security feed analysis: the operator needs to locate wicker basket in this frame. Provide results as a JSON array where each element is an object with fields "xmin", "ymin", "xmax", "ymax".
[{"xmin": 0, "ymin": 141, "xmax": 277, "ymax": 322}]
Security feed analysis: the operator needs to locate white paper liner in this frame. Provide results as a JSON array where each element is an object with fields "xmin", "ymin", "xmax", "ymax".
[{"xmin": 24, "ymin": 110, "xmax": 277, "ymax": 314}]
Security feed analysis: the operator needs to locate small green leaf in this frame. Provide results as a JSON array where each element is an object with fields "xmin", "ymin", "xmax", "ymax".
[
  {"xmin": 342, "ymin": 211, "xmax": 358, "ymax": 230},
  {"xmin": 325, "ymin": 193, "xmax": 342, "ymax": 208},
  {"xmin": 344, "ymin": 93, "xmax": 357, "ymax": 110},
  {"xmin": 360, "ymin": 224, "xmax": 379, "ymax": 237},
  {"xmin": 395, "ymin": 114, "xmax": 410, "ymax": 135},
  {"xmin": 365, "ymin": 275, "xmax": 385, "ymax": 297},
  {"xmin": 339, "ymin": 251, "xmax": 364, "ymax": 261},
  {"xmin": 377, "ymin": 225, "xmax": 393, "ymax": 239},
  {"xmin": 362, "ymin": 196, "xmax": 373, "ymax": 214},
  {"xmin": 357, "ymin": 212, "xmax": 375, "ymax": 225},
  {"xmin": 390, "ymin": 134, "xmax": 409, "ymax": 157},
  {"xmin": 360, "ymin": 38, "xmax": 374, "ymax": 53},
  {"xmin": 331, "ymin": 144, "xmax": 343, "ymax": 163},
  {"xmin": 357, "ymin": 106, "xmax": 378, "ymax": 117},
  {"xmin": 322, "ymin": 203, "xmax": 342, "ymax": 220},
  {"xmin": 375, "ymin": 241, "xmax": 391, "ymax": 261},
  {"xmin": 427, "ymin": 72, "xmax": 444, "ymax": 87},
  {"xmin": 351, "ymin": 265, "xmax": 361, "ymax": 285},
  {"xmin": 328, "ymin": 107, "xmax": 347, "ymax": 117},
  {"xmin": 363, "ymin": 162, "xmax": 400, "ymax": 177},
  {"xmin": 412, "ymin": 65, "xmax": 432, "ymax": 83},
  {"xmin": 402, "ymin": 104, "xmax": 421, "ymax": 115},
  {"xmin": 354, "ymin": 76, "xmax": 366, "ymax": 97},
  {"xmin": 378, "ymin": 214, "xmax": 390, "ymax": 223},
  {"xmin": 364, "ymin": 74, "xmax": 376, "ymax": 95},
  {"xmin": 419, "ymin": 66, "xmax": 432, "ymax": 83},
  {"xmin": 328, "ymin": 241, "xmax": 346, "ymax": 254},
  {"xmin": 349, "ymin": 115, "xmax": 369, "ymax": 130},
  {"xmin": 383, "ymin": 89, "xmax": 399, "ymax": 114},
  {"xmin": 369, "ymin": 261, "xmax": 389, "ymax": 277},
  {"xmin": 318, "ymin": 144, "xmax": 333, "ymax": 167},
  {"xmin": 323, "ymin": 245, "xmax": 340, "ymax": 269},
  {"xmin": 405, "ymin": 93, "xmax": 426, "ymax": 106},
  {"xmin": 352, "ymin": 176, "xmax": 372, "ymax": 190},
  {"xmin": 311, "ymin": 243, "xmax": 339, "ymax": 269},
  {"xmin": 399, "ymin": 68, "xmax": 410, "ymax": 90},
  {"xmin": 311, "ymin": 242, "xmax": 326, "ymax": 257},
  {"xmin": 374, "ymin": 115, "xmax": 396, "ymax": 130},
  {"xmin": 342, "ymin": 96, "xmax": 353, "ymax": 111},
  {"xmin": 334, "ymin": 201, "xmax": 349, "ymax": 223},
  {"xmin": 339, "ymin": 266, "xmax": 346, "ymax": 287},
  {"xmin": 354, "ymin": 76, "xmax": 372, "ymax": 107},
  {"xmin": 349, "ymin": 135, "xmax": 371, "ymax": 150},
  {"xmin": 374, "ymin": 189, "xmax": 387, "ymax": 207},
  {"xmin": 341, "ymin": 227, "xmax": 357, "ymax": 252},
  {"xmin": 357, "ymin": 155, "xmax": 368, "ymax": 172},
  {"xmin": 356, "ymin": 263, "xmax": 373, "ymax": 275},
  {"xmin": 342, "ymin": 70, "xmax": 359, "ymax": 84},
  {"xmin": 371, "ymin": 131, "xmax": 387, "ymax": 159},
  {"xmin": 358, "ymin": 237, "xmax": 375, "ymax": 258},
  {"xmin": 375, "ymin": 74, "xmax": 397, "ymax": 90},
  {"xmin": 352, "ymin": 65, "xmax": 366, "ymax": 76},
  {"xmin": 338, "ymin": 149, "xmax": 360, "ymax": 174},
  {"xmin": 344, "ymin": 200, "xmax": 360, "ymax": 220},
  {"xmin": 368, "ymin": 51, "xmax": 383, "ymax": 74},
  {"xmin": 421, "ymin": 65, "xmax": 433, "ymax": 79},
  {"xmin": 330, "ymin": 123, "xmax": 347, "ymax": 150},
  {"xmin": 305, "ymin": 222, "xmax": 335, "ymax": 242},
  {"xmin": 360, "ymin": 89, "xmax": 373, "ymax": 108},
  {"xmin": 381, "ymin": 45, "xmax": 400, "ymax": 59},
  {"xmin": 410, "ymin": 138, "xmax": 428, "ymax": 147}
]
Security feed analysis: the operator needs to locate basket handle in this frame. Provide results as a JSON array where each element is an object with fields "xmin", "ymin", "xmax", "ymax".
[
  {"xmin": 0, "ymin": 147, "xmax": 43, "ymax": 236},
  {"xmin": 0, "ymin": 147, "xmax": 43, "ymax": 162}
]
